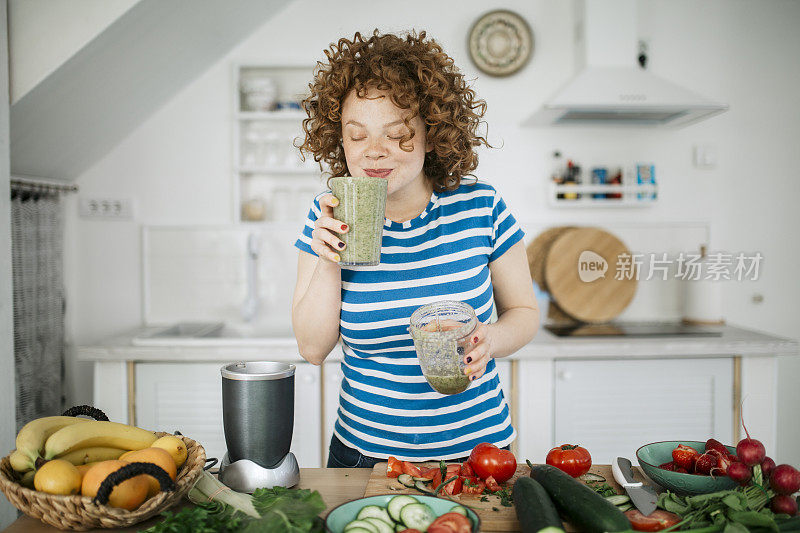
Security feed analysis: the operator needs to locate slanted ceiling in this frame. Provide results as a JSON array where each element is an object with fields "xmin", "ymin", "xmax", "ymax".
[{"xmin": 10, "ymin": 0, "xmax": 292, "ymax": 181}]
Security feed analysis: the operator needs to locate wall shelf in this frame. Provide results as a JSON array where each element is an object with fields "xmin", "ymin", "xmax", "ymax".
[{"xmin": 548, "ymin": 182, "xmax": 658, "ymax": 208}]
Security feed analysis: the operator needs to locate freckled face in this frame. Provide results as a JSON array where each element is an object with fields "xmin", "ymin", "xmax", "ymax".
[{"xmin": 341, "ymin": 88, "xmax": 432, "ymax": 197}]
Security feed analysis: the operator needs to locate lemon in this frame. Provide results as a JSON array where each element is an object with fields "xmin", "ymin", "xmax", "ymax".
[
  {"xmin": 150, "ymin": 435, "xmax": 188, "ymax": 468},
  {"xmin": 34, "ymin": 459, "xmax": 81, "ymax": 495}
]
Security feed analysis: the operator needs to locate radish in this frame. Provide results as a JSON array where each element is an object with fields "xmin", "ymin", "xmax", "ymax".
[
  {"xmin": 770, "ymin": 494, "xmax": 798, "ymax": 516},
  {"xmin": 761, "ymin": 456, "xmax": 776, "ymax": 478},
  {"xmin": 769, "ymin": 464, "xmax": 800, "ymax": 495},
  {"xmin": 736, "ymin": 409, "xmax": 766, "ymax": 466},
  {"xmin": 727, "ymin": 461, "xmax": 752, "ymax": 485}
]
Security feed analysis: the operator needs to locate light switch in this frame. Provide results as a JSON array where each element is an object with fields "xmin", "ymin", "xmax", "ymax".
[{"xmin": 693, "ymin": 144, "xmax": 717, "ymax": 169}]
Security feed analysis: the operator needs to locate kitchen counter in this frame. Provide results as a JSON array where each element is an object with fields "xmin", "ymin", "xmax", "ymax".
[
  {"xmin": 77, "ymin": 323, "xmax": 798, "ymax": 362},
  {"xmin": 3, "ymin": 468, "xmax": 374, "ymax": 533}
]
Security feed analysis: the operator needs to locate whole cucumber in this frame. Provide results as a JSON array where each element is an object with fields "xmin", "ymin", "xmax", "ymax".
[
  {"xmin": 513, "ymin": 476, "xmax": 565, "ymax": 533},
  {"xmin": 530, "ymin": 464, "xmax": 630, "ymax": 533}
]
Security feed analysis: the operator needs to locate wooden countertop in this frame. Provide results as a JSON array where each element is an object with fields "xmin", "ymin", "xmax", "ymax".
[{"xmin": 3, "ymin": 468, "xmax": 373, "ymax": 533}]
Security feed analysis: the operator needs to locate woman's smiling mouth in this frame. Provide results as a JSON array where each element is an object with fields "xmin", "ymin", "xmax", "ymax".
[{"xmin": 364, "ymin": 168, "xmax": 392, "ymax": 178}]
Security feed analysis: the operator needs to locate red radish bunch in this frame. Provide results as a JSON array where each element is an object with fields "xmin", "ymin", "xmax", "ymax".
[
  {"xmin": 771, "ymin": 494, "xmax": 798, "ymax": 516},
  {"xmin": 769, "ymin": 464, "xmax": 800, "ymax": 495},
  {"xmin": 727, "ymin": 461, "xmax": 753, "ymax": 485},
  {"xmin": 761, "ymin": 457, "xmax": 777, "ymax": 478}
]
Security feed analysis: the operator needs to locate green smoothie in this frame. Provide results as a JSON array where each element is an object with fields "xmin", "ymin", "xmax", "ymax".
[
  {"xmin": 330, "ymin": 177, "xmax": 388, "ymax": 266},
  {"xmin": 425, "ymin": 374, "xmax": 471, "ymax": 395}
]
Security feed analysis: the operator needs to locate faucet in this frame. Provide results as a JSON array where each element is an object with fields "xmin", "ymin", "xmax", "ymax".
[{"xmin": 241, "ymin": 232, "xmax": 260, "ymax": 322}]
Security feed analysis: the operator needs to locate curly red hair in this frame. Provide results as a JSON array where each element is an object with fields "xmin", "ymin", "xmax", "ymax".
[{"xmin": 299, "ymin": 29, "xmax": 491, "ymax": 191}]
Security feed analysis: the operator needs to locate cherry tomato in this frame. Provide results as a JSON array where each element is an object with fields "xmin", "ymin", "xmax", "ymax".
[
  {"xmin": 624, "ymin": 509, "xmax": 682, "ymax": 532},
  {"xmin": 387, "ymin": 456, "xmax": 403, "ymax": 478},
  {"xmin": 427, "ymin": 512, "xmax": 473, "ymax": 533},
  {"xmin": 467, "ymin": 443, "xmax": 517, "ymax": 483},
  {"xmin": 545, "ymin": 444, "xmax": 592, "ymax": 478}
]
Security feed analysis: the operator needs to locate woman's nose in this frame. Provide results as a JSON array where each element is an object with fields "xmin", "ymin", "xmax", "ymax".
[{"xmin": 364, "ymin": 138, "xmax": 388, "ymax": 159}]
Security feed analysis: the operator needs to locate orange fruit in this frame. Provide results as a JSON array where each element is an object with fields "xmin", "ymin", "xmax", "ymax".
[
  {"xmin": 119, "ymin": 447, "xmax": 177, "ymax": 498},
  {"xmin": 81, "ymin": 460, "xmax": 148, "ymax": 511},
  {"xmin": 34, "ymin": 459, "xmax": 81, "ymax": 495}
]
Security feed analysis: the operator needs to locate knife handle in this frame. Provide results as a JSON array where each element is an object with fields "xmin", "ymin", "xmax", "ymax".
[{"xmin": 612, "ymin": 457, "xmax": 642, "ymax": 488}]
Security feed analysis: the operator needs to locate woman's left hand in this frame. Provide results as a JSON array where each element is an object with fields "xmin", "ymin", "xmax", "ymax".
[{"xmin": 463, "ymin": 323, "xmax": 494, "ymax": 381}]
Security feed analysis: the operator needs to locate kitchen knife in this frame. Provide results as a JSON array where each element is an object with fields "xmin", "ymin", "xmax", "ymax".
[{"xmin": 612, "ymin": 456, "xmax": 658, "ymax": 516}]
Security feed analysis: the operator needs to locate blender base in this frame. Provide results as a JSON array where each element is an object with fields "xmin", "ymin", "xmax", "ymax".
[{"xmin": 218, "ymin": 451, "xmax": 300, "ymax": 493}]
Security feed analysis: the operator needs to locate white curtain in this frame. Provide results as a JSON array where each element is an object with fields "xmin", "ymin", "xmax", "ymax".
[{"xmin": 11, "ymin": 191, "xmax": 65, "ymax": 431}]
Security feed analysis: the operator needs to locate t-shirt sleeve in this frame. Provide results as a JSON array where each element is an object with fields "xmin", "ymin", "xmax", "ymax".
[
  {"xmin": 489, "ymin": 189, "xmax": 525, "ymax": 262},
  {"xmin": 293, "ymin": 193, "xmax": 325, "ymax": 256}
]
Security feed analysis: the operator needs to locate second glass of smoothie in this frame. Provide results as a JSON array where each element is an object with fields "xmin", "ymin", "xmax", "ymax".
[
  {"xmin": 329, "ymin": 176, "xmax": 388, "ymax": 266},
  {"xmin": 409, "ymin": 301, "xmax": 478, "ymax": 395}
]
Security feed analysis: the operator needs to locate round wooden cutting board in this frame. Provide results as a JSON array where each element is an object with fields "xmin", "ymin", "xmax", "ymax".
[
  {"xmin": 544, "ymin": 227, "xmax": 637, "ymax": 323},
  {"xmin": 526, "ymin": 226, "xmax": 576, "ymax": 290}
]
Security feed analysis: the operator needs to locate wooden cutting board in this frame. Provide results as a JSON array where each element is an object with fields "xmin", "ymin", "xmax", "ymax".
[
  {"xmin": 526, "ymin": 226, "xmax": 576, "ymax": 290},
  {"xmin": 544, "ymin": 227, "xmax": 637, "ymax": 323},
  {"xmin": 364, "ymin": 463, "xmax": 639, "ymax": 532}
]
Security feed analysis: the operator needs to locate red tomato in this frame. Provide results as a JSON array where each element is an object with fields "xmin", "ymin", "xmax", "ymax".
[
  {"xmin": 416, "ymin": 466, "xmax": 437, "ymax": 481},
  {"xmin": 545, "ymin": 444, "xmax": 592, "ymax": 478},
  {"xmin": 387, "ymin": 457, "xmax": 403, "ymax": 478},
  {"xmin": 460, "ymin": 476, "xmax": 485, "ymax": 495},
  {"xmin": 427, "ymin": 512, "xmax": 472, "ymax": 533},
  {"xmin": 468, "ymin": 443, "xmax": 517, "ymax": 483},
  {"xmin": 624, "ymin": 509, "xmax": 682, "ymax": 532},
  {"xmin": 484, "ymin": 475, "xmax": 501, "ymax": 492},
  {"xmin": 432, "ymin": 468, "xmax": 463, "ymax": 495},
  {"xmin": 402, "ymin": 461, "xmax": 423, "ymax": 477},
  {"xmin": 459, "ymin": 462, "xmax": 474, "ymax": 477}
]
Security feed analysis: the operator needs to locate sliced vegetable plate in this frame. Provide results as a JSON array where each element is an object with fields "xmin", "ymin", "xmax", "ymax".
[{"xmin": 325, "ymin": 494, "xmax": 480, "ymax": 533}]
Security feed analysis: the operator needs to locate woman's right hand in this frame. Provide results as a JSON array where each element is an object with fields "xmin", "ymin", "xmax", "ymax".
[{"xmin": 310, "ymin": 193, "xmax": 348, "ymax": 263}]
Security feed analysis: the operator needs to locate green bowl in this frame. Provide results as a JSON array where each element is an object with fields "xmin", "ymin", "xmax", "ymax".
[
  {"xmin": 636, "ymin": 440, "xmax": 738, "ymax": 495},
  {"xmin": 324, "ymin": 494, "xmax": 480, "ymax": 533}
]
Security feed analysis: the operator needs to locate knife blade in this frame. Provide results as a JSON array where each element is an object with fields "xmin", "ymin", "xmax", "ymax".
[{"xmin": 612, "ymin": 456, "xmax": 658, "ymax": 516}]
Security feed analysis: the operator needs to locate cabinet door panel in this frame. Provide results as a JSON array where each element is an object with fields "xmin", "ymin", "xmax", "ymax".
[
  {"xmin": 135, "ymin": 361, "xmax": 322, "ymax": 468},
  {"xmin": 553, "ymin": 358, "xmax": 733, "ymax": 464}
]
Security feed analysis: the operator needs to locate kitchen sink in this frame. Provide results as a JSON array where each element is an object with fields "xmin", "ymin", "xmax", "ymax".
[{"xmin": 131, "ymin": 321, "xmax": 294, "ymax": 346}]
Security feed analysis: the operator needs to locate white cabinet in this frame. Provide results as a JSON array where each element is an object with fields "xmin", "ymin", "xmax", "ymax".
[
  {"xmin": 551, "ymin": 358, "xmax": 733, "ymax": 464},
  {"xmin": 134, "ymin": 361, "xmax": 322, "ymax": 468}
]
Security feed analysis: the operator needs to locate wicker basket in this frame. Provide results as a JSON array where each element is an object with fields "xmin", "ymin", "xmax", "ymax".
[{"xmin": 0, "ymin": 432, "xmax": 206, "ymax": 531}]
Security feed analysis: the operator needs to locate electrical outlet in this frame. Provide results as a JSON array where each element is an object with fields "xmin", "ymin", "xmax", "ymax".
[{"xmin": 79, "ymin": 197, "xmax": 134, "ymax": 219}]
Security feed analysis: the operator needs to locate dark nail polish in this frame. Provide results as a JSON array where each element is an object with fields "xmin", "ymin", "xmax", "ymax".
[
  {"xmin": 466, "ymin": 356, "xmax": 472, "ymax": 363},
  {"xmin": 341, "ymin": 224, "xmax": 348, "ymax": 231},
  {"xmin": 473, "ymin": 336, "xmax": 479, "ymax": 343},
  {"xmin": 337, "ymin": 241, "xmax": 345, "ymax": 249},
  {"xmin": 470, "ymin": 375, "xmax": 476, "ymax": 381}
]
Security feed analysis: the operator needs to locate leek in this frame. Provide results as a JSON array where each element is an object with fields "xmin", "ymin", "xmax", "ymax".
[{"xmin": 188, "ymin": 471, "xmax": 260, "ymax": 518}]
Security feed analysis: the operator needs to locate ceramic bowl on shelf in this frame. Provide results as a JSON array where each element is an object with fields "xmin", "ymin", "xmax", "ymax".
[
  {"xmin": 636, "ymin": 440, "xmax": 738, "ymax": 495},
  {"xmin": 324, "ymin": 494, "xmax": 480, "ymax": 533}
]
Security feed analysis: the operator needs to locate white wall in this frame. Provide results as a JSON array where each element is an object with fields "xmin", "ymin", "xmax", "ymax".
[
  {"xmin": 7, "ymin": 0, "xmax": 138, "ymax": 103},
  {"xmin": 12, "ymin": 0, "xmax": 794, "ymax": 465}
]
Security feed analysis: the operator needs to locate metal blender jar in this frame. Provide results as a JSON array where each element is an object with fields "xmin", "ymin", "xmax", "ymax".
[{"xmin": 217, "ymin": 361, "xmax": 300, "ymax": 492}]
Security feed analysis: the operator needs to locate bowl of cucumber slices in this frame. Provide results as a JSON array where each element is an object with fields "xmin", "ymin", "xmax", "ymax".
[{"xmin": 324, "ymin": 494, "xmax": 480, "ymax": 533}]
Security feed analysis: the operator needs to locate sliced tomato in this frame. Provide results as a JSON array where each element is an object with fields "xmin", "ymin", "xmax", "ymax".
[
  {"xmin": 624, "ymin": 509, "xmax": 682, "ymax": 532},
  {"xmin": 427, "ymin": 513, "xmax": 472, "ymax": 533},
  {"xmin": 460, "ymin": 476, "xmax": 485, "ymax": 495},
  {"xmin": 387, "ymin": 456, "xmax": 403, "ymax": 478},
  {"xmin": 402, "ymin": 461, "xmax": 423, "ymax": 477},
  {"xmin": 459, "ymin": 462, "xmax": 475, "ymax": 477},
  {"xmin": 484, "ymin": 475, "xmax": 501, "ymax": 492},
  {"xmin": 432, "ymin": 472, "xmax": 462, "ymax": 495},
  {"xmin": 416, "ymin": 466, "xmax": 437, "ymax": 480}
]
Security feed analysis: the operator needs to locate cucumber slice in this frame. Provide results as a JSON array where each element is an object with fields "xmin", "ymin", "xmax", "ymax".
[
  {"xmin": 345, "ymin": 529, "xmax": 375, "ymax": 533},
  {"xmin": 397, "ymin": 474, "xmax": 416, "ymax": 487},
  {"xmin": 449, "ymin": 505, "xmax": 468, "ymax": 516},
  {"xmin": 363, "ymin": 517, "xmax": 395, "ymax": 533},
  {"xmin": 604, "ymin": 495, "xmax": 631, "ymax": 506},
  {"xmin": 357, "ymin": 505, "xmax": 394, "ymax": 525},
  {"xmin": 400, "ymin": 503, "xmax": 436, "ymax": 531},
  {"xmin": 412, "ymin": 476, "xmax": 431, "ymax": 482},
  {"xmin": 387, "ymin": 495, "xmax": 417, "ymax": 523},
  {"xmin": 394, "ymin": 525, "xmax": 404, "ymax": 533},
  {"xmin": 415, "ymin": 480, "xmax": 434, "ymax": 494},
  {"xmin": 344, "ymin": 520, "xmax": 379, "ymax": 533}
]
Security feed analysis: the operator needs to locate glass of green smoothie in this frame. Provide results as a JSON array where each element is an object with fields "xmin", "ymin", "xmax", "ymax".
[
  {"xmin": 329, "ymin": 176, "xmax": 388, "ymax": 266},
  {"xmin": 409, "ymin": 301, "xmax": 478, "ymax": 395}
]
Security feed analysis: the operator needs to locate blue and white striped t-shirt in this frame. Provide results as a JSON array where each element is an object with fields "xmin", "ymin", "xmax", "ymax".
[{"xmin": 294, "ymin": 179, "xmax": 524, "ymax": 461}]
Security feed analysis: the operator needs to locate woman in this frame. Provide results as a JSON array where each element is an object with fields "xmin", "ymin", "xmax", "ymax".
[{"xmin": 293, "ymin": 30, "xmax": 538, "ymax": 467}]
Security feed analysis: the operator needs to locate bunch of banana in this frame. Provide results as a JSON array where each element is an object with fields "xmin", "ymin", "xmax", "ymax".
[
  {"xmin": 12, "ymin": 416, "xmax": 90, "ymax": 471},
  {"xmin": 43, "ymin": 420, "xmax": 157, "ymax": 460}
]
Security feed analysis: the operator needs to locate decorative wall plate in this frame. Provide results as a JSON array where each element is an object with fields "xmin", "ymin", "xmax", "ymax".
[{"xmin": 468, "ymin": 9, "xmax": 533, "ymax": 77}]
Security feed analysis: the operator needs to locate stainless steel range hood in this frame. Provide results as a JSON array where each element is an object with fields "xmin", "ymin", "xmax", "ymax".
[{"xmin": 526, "ymin": 0, "xmax": 728, "ymax": 128}]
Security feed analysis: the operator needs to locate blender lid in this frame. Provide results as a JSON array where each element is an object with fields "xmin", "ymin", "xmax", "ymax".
[{"xmin": 220, "ymin": 361, "xmax": 296, "ymax": 381}]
